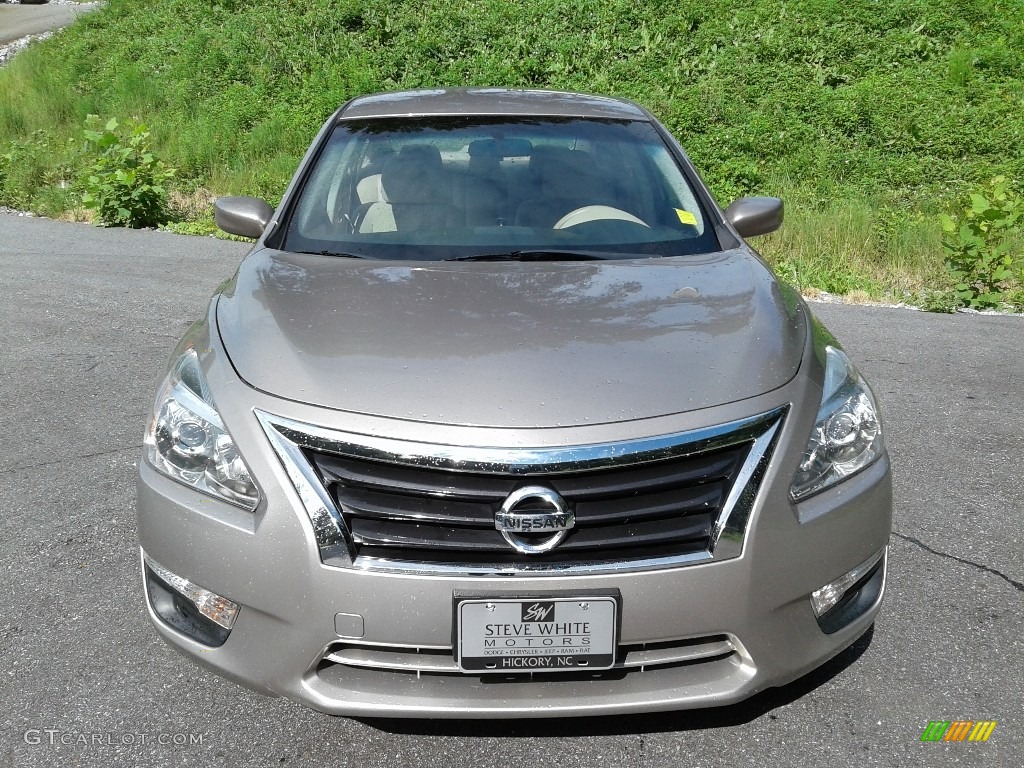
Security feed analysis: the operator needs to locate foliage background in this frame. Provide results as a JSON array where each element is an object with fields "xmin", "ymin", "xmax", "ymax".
[{"xmin": 0, "ymin": 0, "xmax": 1022, "ymax": 300}]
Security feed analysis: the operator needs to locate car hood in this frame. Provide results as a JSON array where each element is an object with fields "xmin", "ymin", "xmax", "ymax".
[{"xmin": 216, "ymin": 248, "xmax": 806, "ymax": 428}]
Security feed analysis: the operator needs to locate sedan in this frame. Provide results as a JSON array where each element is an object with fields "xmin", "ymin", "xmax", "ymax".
[{"xmin": 137, "ymin": 87, "xmax": 892, "ymax": 717}]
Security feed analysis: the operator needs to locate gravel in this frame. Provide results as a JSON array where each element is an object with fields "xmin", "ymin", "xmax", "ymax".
[{"xmin": 0, "ymin": 29, "xmax": 52, "ymax": 65}]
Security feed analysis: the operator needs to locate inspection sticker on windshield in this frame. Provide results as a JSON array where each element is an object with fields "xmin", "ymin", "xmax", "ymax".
[
  {"xmin": 456, "ymin": 597, "xmax": 617, "ymax": 673},
  {"xmin": 675, "ymin": 208, "xmax": 698, "ymax": 226}
]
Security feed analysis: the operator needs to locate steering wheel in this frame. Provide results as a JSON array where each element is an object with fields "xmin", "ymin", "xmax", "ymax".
[{"xmin": 553, "ymin": 205, "xmax": 649, "ymax": 229}]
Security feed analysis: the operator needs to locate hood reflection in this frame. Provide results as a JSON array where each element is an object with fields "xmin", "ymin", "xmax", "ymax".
[{"xmin": 216, "ymin": 250, "xmax": 805, "ymax": 427}]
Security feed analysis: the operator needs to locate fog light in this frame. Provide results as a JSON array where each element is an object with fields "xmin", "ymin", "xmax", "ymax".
[
  {"xmin": 811, "ymin": 548, "xmax": 886, "ymax": 617},
  {"xmin": 143, "ymin": 552, "xmax": 239, "ymax": 647}
]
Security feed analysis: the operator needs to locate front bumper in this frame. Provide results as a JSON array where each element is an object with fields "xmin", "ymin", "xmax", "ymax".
[
  {"xmin": 137, "ymin": 294, "xmax": 892, "ymax": 717},
  {"xmin": 137, "ymin": 430, "xmax": 891, "ymax": 718}
]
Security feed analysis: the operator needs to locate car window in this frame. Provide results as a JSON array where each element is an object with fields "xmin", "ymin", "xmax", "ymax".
[{"xmin": 281, "ymin": 116, "xmax": 720, "ymax": 260}]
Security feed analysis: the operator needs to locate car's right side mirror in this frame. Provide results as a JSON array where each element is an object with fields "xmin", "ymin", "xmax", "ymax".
[
  {"xmin": 214, "ymin": 196, "xmax": 274, "ymax": 240},
  {"xmin": 724, "ymin": 196, "xmax": 784, "ymax": 238}
]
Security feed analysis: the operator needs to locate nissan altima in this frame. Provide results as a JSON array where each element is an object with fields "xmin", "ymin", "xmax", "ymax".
[{"xmin": 137, "ymin": 87, "xmax": 892, "ymax": 717}]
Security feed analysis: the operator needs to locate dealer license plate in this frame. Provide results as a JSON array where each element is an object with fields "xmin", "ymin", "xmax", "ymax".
[{"xmin": 456, "ymin": 596, "xmax": 617, "ymax": 673}]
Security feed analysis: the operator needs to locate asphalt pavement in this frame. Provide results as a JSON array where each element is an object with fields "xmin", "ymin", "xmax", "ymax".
[
  {"xmin": 0, "ymin": 3, "xmax": 90, "ymax": 46},
  {"xmin": 0, "ymin": 213, "xmax": 1021, "ymax": 767}
]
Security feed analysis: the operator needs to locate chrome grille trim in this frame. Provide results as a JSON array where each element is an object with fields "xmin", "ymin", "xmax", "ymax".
[
  {"xmin": 259, "ymin": 412, "xmax": 353, "ymax": 562},
  {"xmin": 711, "ymin": 420, "xmax": 781, "ymax": 548},
  {"xmin": 322, "ymin": 634, "xmax": 740, "ymax": 675},
  {"xmin": 257, "ymin": 407, "xmax": 786, "ymax": 575},
  {"xmin": 619, "ymin": 636, "xmax": 737, "ymax": 669},
  {"xmin": 325, "ymin": 645, "xmax": 459, "ymax": 674}
]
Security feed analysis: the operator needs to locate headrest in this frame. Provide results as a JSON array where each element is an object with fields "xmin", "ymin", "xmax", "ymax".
[
  {"xmin": 398, "ymin": 144, "xmax": 442, "ymax": 166},
  {"xmin": 468, "ymin": 139, "xmax": 500, "ymax": 158},
  {"xmin": 356, "ymin": 173, "xmax": 384, "ymax": 204},
  {"xmin": 468, "ymin": 139, "xmax": 500, "ymax": 175},
  {"xmin": 540, "ymin": 149, "xmax": 598, "ymax": 199},
  {"xmin": 381, "ymin": 145, "xmax": 445, "ymax": 204},
  {"xmin": 498, "ymin": 138, "xmax": 532, "ymax": 157}
]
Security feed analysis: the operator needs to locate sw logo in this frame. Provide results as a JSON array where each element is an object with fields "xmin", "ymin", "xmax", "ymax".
[
  {"xmin": 521, "ymin": 602, "xmax": 555, "ymax": 622},
  {"xmin": 920, "ymin": 720, "xmax": 997, "ymax": 742}
]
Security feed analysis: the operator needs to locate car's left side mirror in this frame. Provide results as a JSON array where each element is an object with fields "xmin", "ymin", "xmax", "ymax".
[
  {"xmin": 724, "ymin": 196, "xmax": 784, "ymax": 238},
  {"xmin": 214, "ymin": 196, "xmax": 274, "ymax": 240}
]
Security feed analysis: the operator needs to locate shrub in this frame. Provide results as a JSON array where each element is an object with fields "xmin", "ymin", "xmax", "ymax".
[
  {"xmin": 940, "ymin": 176, "xmax": 1023, "ymax": 309},
  {"xmin": 80, "ymin": 116, "xmax": 175, "ymax": 228}
]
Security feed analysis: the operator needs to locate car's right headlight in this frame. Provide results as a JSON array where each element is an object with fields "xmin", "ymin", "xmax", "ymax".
[
  {"xmin": 791, "ymin": 346, "xmax": 884, "ymax": 501},
  {"xmin": 144, "ymin": 348, "xmax": 260, "ymax": 510}
]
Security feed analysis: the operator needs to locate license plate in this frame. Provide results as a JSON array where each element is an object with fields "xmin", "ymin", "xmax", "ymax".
[{"xmin": 456, "ymin": 596, "xmax": 617, "ymax": 673}]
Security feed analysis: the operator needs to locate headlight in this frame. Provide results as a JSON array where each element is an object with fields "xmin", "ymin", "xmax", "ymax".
[
  {"xmin": 144, "ymin": 349, "xmax": 260, "ymax": 510},
  {"xmin": 791, "ymin": 346, "xmax": 883, "ymax": 500}
]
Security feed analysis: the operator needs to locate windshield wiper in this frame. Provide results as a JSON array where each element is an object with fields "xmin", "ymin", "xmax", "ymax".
[
  {"xmin": 446, "ymin": 250, "xmax": 620, "ymax": 262},
  {"xmin": 298, "ymin": 250, "xmax": 366, "ymax": 258}
]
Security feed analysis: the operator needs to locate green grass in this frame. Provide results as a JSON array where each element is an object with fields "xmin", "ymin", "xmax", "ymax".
[
  {"xmin": 756, "ymin": 182, "xmax": 951, "ymax": 296},
  {"xmin": 1, "ymin": 0, "xmax": 1023, "ymax": 302}
]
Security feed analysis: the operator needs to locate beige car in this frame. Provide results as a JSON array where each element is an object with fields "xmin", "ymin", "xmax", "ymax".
[{"xmin": 137, "ymin": 88, "xmax": 892, "ymax": 717}]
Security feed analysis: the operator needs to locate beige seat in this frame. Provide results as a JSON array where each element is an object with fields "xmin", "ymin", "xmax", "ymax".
[
  {"xmin": 337, "ymin": 145, "xmax": 393, "ymax": 229},
  {"xmin": 356, "ymin": 174, "xmax": 384, "ymax": 205},
  {"xmin": 359, "ymin": 146, "xmax": 457, "ymax": 233}
]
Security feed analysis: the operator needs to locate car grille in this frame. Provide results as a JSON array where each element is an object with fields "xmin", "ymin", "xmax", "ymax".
[
  {"xmin": 258, "ymin": 407, "xmax": 785, "ymax": 574},
  {"xmin": 309, "ymin": 446, "xmax": 747, "ymax": 568}
]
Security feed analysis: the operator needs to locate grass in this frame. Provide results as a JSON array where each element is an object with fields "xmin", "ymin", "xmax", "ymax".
[
  {"xmin": 756, "ymin": 182, "xmax": 950, "ymax": 296},
  {"xmin": 1, "ymin": 0, "xmax": 1023, "ymax": 303}
]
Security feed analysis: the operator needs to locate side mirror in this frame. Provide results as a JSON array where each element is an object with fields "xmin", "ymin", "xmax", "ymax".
[
  {"xmin": 214, "ymin": 196, "xmax": 274, "ymax": 240},
  {"xmin": 724, "ymin": 196, "xmax": 784, "ymax": 238}
]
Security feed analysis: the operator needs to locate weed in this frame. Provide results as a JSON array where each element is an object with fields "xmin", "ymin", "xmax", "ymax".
[
  {"xmin": 940, "ymin": 176, "xmax": 1023, "ymax": 309},
  {"xmin": 906, "ymin": 288, "xmax": 960, "ymax": 313},
  {"xmin": 1004, "ymin": 288, "xmax": 1024, "ymax": 312},
  {"xmin": 0, "ymin": 130, "xmax": 76, "ymax": 210},
  {"xmin": 80, "ymin": 116, "xmax": 175, "ymax": 228}
]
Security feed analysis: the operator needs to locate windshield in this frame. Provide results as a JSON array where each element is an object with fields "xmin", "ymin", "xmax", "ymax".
[{"xmin": 280, "ymin": 116, "xmax": 720, "ymax": 260}]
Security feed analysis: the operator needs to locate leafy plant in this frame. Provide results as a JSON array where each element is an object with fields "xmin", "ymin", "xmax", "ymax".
[
  {"xmin": 907, "ymin": 288, "xmax": 959, "ymax": 313},
  {"xmin": 80, "ymin": 116, "xmax": 175, "ymax": 228},
  {"xmin": 940, "ymin": 176, "xmax": 1023, "ymax": 309}
]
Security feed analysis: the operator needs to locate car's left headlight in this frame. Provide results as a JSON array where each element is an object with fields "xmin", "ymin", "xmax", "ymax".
[
  {"xmin": 144, "ymin": 348, "xmax": 260, "ymax": 510},
  {"xmin": 791, "ymin": 346, "xmax": 884, "ymax": 501}
]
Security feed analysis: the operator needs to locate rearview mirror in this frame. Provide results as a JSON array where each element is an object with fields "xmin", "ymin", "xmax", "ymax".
[
  {"xmin": 214, "ymin": 196, "xmax": 274, "ymax": 240},
  {"xmin": 724, "ymin": 196, "xmax": 784, "ymax": 238}
]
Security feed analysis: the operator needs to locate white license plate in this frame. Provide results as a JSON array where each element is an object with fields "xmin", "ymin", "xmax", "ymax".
[{"xmin": 456, "ymin": 596, "xmax": 617, "ymax": 673}]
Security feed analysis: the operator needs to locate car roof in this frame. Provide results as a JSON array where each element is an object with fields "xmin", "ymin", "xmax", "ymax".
[{"xmin": 339, "ymin": 88, "xmax": 651, "ymax": 121}]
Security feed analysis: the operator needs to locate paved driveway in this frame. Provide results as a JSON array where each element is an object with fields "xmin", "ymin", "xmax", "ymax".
[{"xmin": 0, "ymin": 3, "xmax": 92, "ymax": 46}]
